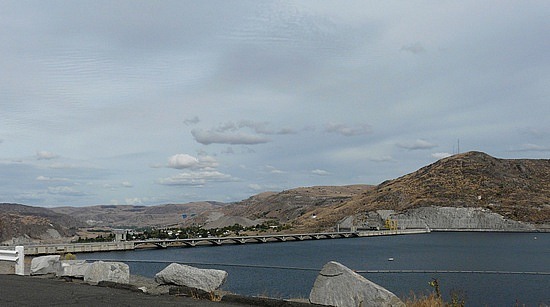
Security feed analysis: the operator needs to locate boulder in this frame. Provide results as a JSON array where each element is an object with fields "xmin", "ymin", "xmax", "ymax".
[
  {"xmin": 309, "ymin": 261, "xmax": 405, "ymax": 307},
  {"xmin": 155, "ymin": 263, "xmax": 227, "ymax": 292},
  {"xmin": 30, "ymin": 255, "xmax": 60, "ymax": 275},
  {"xmin": 55, "ymin": 260, "xmax": 91, "ymax": 278},
  {"xmin": 84, "ymin": 261, "xmax": 129, "ymax": 285}
]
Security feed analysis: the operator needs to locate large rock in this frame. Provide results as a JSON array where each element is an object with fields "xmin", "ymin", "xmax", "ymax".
[
  {"xmin": 309, "ymin": 261, "xmax": 405, "ymax": 307},
  {"xmin": 154, "ymin": 263, "xmax": 227, "ymax": 292},
  {"xmin": 30, "ymin": 255, "xmax": 60, "ymax": 275},
  {"xmin": 84, "ymin": 261, "xmax": 129, "ymax": 285},
  {"xmin": 55, "ymin": 260, "xmax": 91, "ymax": 278}
]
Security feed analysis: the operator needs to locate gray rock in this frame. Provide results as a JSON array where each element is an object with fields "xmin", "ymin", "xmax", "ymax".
[
  {"xmin": 389, "ymin": 207, "xmax": 535, "ymax": 230},
  {"xmin": 309, "ymin": 261, "xmax": 405, "ymax": 307},
  {"xmin": 30, "ymin": 255, "xmax": 60, "ymax": 275},
  {"xmin": 55, "ymin": 260, "xmax": 91, "ymax": 278},
  {"xmin": 84, "ymin": 261, "xmax": 129, "ymax": 285},
  {"xmin": 154, "ymin": 263, "xmax": 227, "ymax": 292}
]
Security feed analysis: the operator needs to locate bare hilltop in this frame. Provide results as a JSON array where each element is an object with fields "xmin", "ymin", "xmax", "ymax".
[{"xmin": 2, "ymin": 151, "xmax": 549, "ymax": 243}]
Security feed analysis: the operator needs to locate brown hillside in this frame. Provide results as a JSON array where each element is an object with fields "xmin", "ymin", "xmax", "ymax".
[
  {"xmin": 210, "ymin": 185, "xmax": 373, "ymax": 224},
  {"xmin": 299, "ymin": 152, "xmax": 550, "ymax": 230},
  {"xmin": 0, "ymin": 203, "xmax": 83, "ymax": 243}
]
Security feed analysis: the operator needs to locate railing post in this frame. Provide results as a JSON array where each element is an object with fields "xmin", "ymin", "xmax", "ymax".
[{"xmin": 15, "ymin": 246, "xmax": 24, "ymax": 276}]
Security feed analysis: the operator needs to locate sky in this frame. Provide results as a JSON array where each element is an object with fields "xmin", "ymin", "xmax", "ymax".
[{"xmin": 1, "ymin": 1, "xmax": 549, "ymax": 207}]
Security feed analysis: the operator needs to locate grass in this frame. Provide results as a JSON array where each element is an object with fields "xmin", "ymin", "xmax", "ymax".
[{"xmin": 404, "ymin": 279, "xmax": 466, "ymax": 307}]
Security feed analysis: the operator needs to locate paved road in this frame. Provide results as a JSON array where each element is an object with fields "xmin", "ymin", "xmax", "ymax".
[{"xmin": 0, "ymin": 275, "xmax": 250, "ymax": 307}]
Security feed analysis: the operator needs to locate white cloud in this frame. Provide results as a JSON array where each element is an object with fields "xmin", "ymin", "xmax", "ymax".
[
  {"xmin": 265, "ymin": 165, "xmax": 285, "ymax": 174},
  {"xmin": 124, "ymin": 197, "xmax": 147, "ymax": 205},
  {"xmin": 158, "ymin": 170, "xmax": 234, "ymax": 186},
  {"xmin": 324, "ymin": 122, "xmax": 372, "ymax": 136},
  {"xmin": 431, "ymin": 152, "xmax": 452, "ymax": 159},
  {"xmin": 168, "ymin": 154, "xmax": 200, "ymax": 169},
  {"xmin": 47, "ymin": 163, "xmax": 77, "ymax": 169},
  {"xmin": 191, "ymin": 129, "xmax": 271, "ymax": 145},
  {"xmin": 36, "ymin": 175, "xmax": 69, "ymax": 182},
  {"xmin": 47, "ymin": 186, "xmax": 86, "ymax": 196},
  {"xmin": 121, "ymin": 181, "xmax": 133, "ymax": 188},
  {"xmin": 248, "ymin": 183, "xmax": 263, "ymax": 191},
  {"xmin": 312, "ymin": 169, "xmax": 331, "ymax": 176},
  {"xmin": 197, "ymin": 155, "xmax": 219, "ymax": 169},
  {"xmin": 396, "ymin": 139, "xmax": 437, "ymax": 150},
  {"xmin": 36, "ymin": 151, "xmax": 59, "ymax": 160},
  {"xmin": 166, "ymin": 153, "xmax": 219, "ymax": 170}
]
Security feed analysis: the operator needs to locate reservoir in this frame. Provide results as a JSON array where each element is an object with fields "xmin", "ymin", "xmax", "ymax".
[{"xmin": 79, "ymin": 232, "xmax": 549, "ymax": 306}]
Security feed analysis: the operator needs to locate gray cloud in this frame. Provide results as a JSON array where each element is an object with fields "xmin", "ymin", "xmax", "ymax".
[
  {"xmin": 191, "ymin": 129, "xmax": 271, "ymax": 145},
  {"xmin": 396, "ymin": 139, "xmax": 438, "ymax": 150},
  {"xmin": 368, "ymin": 155, "xmax": 394, "ymax": 163},
  {"xmin": 325, "ymin": 122, "xmax": 372, "ymax": 136},
  {"xmin": 184, "ymin": 116, "xmax": 200, "ymax": 126},
  {"xmin": 401, "ymin": 42, "xmax": 426, "ymax": 54}
]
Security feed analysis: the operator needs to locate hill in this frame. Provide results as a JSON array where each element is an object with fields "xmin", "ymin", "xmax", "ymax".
[
  {"xmin": 293, "ymin": 151, "xmax": 550, "ymax": 230},
  {"xmin": 0, "ymin": 203, "xmax": 84, "ymax": 244},
  {"xmin": 51, "ymin": 202, "xmax": 226, "ymax": 228},
  {"xmin": 188, "ymin": 185, "xmax": 374, "ymax": 228}
]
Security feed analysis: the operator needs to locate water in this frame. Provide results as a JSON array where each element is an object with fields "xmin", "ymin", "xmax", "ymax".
[{"xmin": 79, "ymin": 232, "xmax": 550, "ymax": 306}]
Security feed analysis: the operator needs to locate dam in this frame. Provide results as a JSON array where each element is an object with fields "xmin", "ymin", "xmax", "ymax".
[{"xmin": 21, "ymin": 229, "xmax": 429, "ymax": 255}]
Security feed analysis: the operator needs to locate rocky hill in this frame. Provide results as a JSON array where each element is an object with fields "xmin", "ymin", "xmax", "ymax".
[
  {"xmin": 294, "ymin": 151, "xmax": 550, "ymax": 230},
  {"xmin": 51, "ymin": 202, "xmax": 226, "ymax": 228},
  {"xmin": 0, "ymin": 203, "xmax": 84, "ymax": 244},
  {"xmin": 187, "ymin": 185, "xmax": 373, "ymax": 228}
]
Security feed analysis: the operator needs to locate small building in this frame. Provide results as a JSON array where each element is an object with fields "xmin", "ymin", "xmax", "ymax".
[{"xmin": 113, "ymin": 229, "xmax": 127, "ymax": 242}]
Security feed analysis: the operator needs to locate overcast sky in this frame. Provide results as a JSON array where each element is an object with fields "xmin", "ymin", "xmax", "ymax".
[{"xmin": 1, "ymin": 1, "xmax": 548, "ymax": 207}]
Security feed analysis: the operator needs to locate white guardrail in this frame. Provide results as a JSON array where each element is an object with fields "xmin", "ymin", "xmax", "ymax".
[{"xmin": 0, "ymin": 246, "xmax": 25, "ymax": 275}]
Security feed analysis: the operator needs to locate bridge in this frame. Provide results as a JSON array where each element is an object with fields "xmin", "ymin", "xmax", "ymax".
[
  {"xmin": 133, "ymin": 231, "xmax": 360, "ymax": 249},
  {"xmin": 21, "ymin": 229, "xmax": 429, "ymax": 255}
]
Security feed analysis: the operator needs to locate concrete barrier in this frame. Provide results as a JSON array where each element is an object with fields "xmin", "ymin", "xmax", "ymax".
[{"xmin": 0, "ymin": 246, "xmax": 25, "ymax": 275}]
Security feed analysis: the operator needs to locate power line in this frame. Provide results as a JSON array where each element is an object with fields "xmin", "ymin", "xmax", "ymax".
[{"xmin": 83, "ymin": 259, "xmax": 550, "ymax": 275}]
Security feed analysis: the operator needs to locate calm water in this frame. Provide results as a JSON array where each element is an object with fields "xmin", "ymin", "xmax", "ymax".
[{"xmin": 79, "ymin": 232, "xmax": 549, "ymax": 306}]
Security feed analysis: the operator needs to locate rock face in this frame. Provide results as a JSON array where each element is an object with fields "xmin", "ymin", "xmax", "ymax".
[
  {"xmin": 154, "ymin": 263, "xmax": 227, "ymax": 292},
  {"xmin": 392, "ymin": 207, "xmax": 536, "ymax": 230},
  {"xmin": 55, "ymin": 260, "xmax": 91, "ymax": 278},
  {"xmin": 30, "ymin": 255, "xmax": 60, "ymax": 275},
  {"xmin": 84, "ymin": 261, "xmax": 129, "ymax": 285},
  {"xmin": 309, "ymin": 261, "xmax": 405, "ymax": 307}
]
